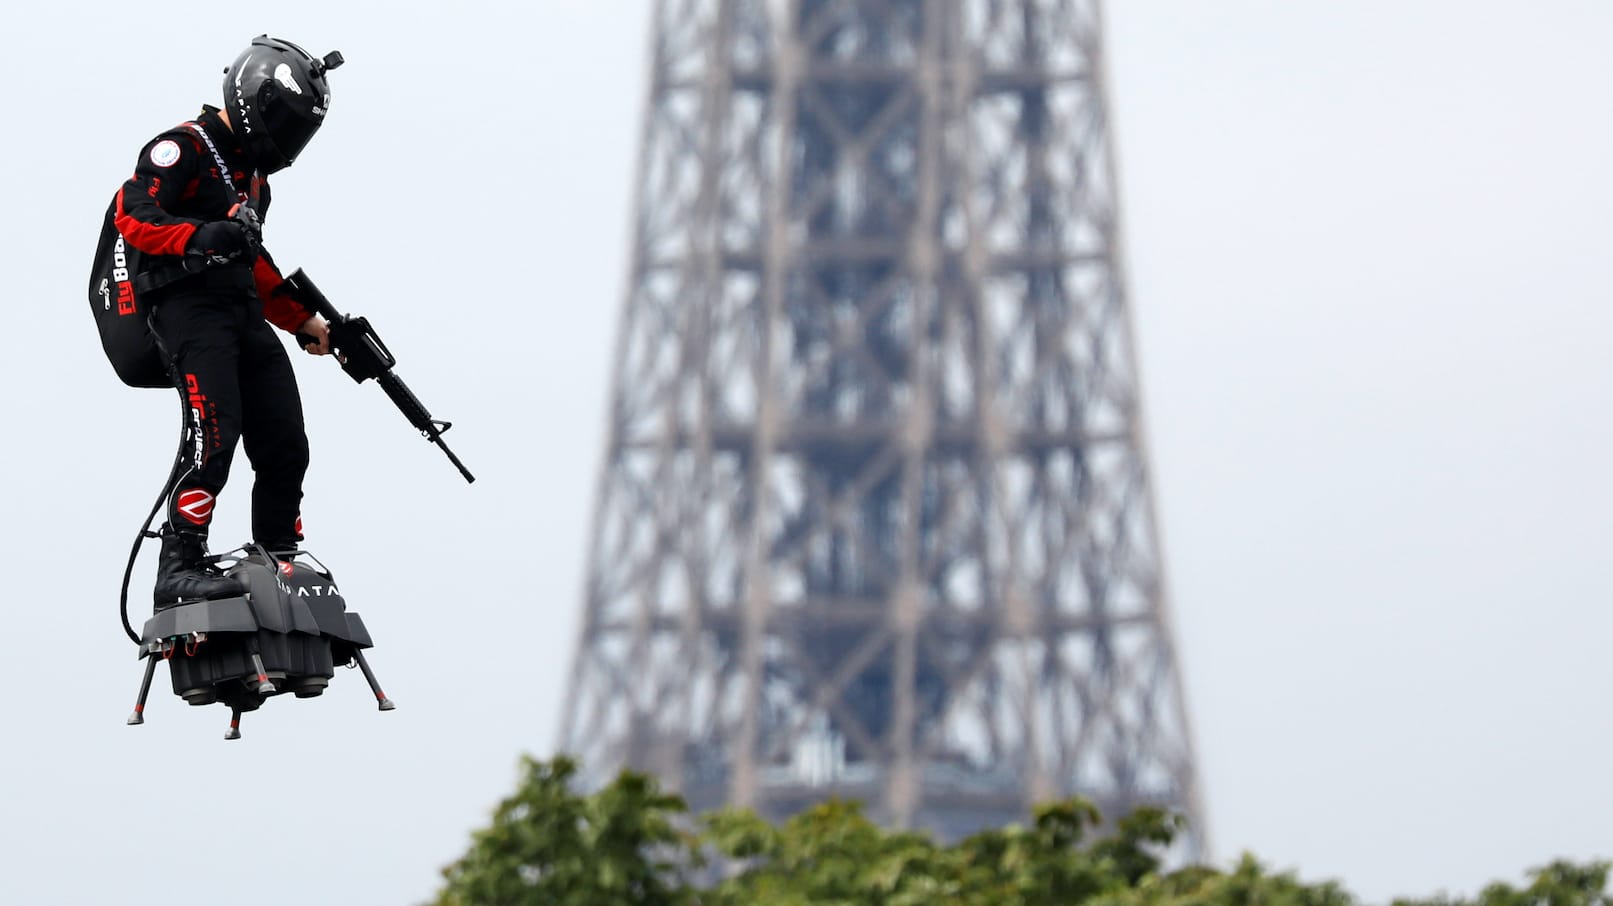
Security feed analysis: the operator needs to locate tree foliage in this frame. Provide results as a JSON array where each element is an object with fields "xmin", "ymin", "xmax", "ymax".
[
  {"xmin": 430, "ymin": 755, "xmax": 698, "ymax": 906},
  {"xmin": 429, "ymin": 756, "xmax": 1610, "ymax": 906},
  {"xmin": 1393, "ymin": 861, "xmax": 1613, "ymax": 906}
]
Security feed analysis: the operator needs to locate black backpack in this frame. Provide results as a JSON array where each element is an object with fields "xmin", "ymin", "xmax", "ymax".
[{"xmin": 87, "ymin": 197, "xmax": 170, "ymax": 389}]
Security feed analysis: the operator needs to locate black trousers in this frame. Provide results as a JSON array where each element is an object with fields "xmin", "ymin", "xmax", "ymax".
[{"xmin": 152, "ymin": 290, "xmax": 309, "ymax": 547}]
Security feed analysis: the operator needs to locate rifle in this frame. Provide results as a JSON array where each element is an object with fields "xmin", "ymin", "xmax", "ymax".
[{"xmin": 284, "ymin": 269, "xmax": 475, "ymax": 483}]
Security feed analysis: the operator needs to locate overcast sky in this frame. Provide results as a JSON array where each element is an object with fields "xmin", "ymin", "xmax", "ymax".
[{"xmin": 1, "ymin": 2, "xmax": 1609, "ymax": 904}]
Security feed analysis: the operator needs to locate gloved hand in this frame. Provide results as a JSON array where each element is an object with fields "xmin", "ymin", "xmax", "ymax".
[
  {"xmin": 229, "ymin": 202, "xmax": 263, "ymax": 244},
  {"xmin": 187, "ymin": 220, "xmax": 252, "ymax": 259}
]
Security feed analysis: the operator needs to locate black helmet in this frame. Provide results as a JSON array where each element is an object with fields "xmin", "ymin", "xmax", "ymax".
[{"xmin": 222, "ymin": 36, "xmax": 344, "ymax": 174}]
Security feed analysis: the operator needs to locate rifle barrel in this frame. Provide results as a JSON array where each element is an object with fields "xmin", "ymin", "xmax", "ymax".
[{"xmin": 379, "ymin": 372, "xmax": 475, "ymax": 483}]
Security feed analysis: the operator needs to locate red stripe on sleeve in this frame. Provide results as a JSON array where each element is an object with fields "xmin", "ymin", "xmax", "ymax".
[
  {"xmin": 255, "ymin": 256, "xmax": 312, "ymax": 333},
  {"xmin": 114, "ymin": 190, "xmax": 197, "ymax": 257}
]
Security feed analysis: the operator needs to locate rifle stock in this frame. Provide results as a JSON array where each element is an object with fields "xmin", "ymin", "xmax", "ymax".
[{"xmin": 284, "ymin": 268, "xmax": 475, "ymax": 483}]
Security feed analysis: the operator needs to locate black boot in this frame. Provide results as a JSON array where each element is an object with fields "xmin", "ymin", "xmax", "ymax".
[
  {"xmin": 253, "ymin": 538, "xmax": 301, "ymax": 556},
  {"xmin": 153, "ymin": 528, "xmax": 244, "ymax": 609}
]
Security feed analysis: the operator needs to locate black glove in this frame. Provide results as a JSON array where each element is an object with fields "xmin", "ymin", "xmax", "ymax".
[
  {"xmin": 229, "ymin": 202, "xmax": 263, "ymax": 244},
  {"xmin": 187, "ymin": 220, "xmax": 251, "ymax": 259}
]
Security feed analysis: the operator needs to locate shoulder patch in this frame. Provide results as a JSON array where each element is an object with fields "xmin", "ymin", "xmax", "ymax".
[{"xmin": 149, "ymin": 140, "xmax": 182, "ymax": 168}]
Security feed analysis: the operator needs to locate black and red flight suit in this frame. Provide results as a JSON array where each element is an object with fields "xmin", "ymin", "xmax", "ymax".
[{"xmin": 116, "ymin": 104, "xmax": 313, "ymax": 549}]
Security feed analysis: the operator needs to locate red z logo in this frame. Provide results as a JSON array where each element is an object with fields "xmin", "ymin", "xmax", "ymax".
[{"xmin": 176, "ymin": 489, "xmax": 215, "ymax": 526}]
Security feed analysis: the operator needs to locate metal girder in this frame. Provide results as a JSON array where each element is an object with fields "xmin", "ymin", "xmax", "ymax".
[{"xmin": 560, "ymin": 0, "xmax": 1206, "ymax": 856}]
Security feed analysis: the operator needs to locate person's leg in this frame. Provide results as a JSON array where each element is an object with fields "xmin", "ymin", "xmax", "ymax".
[
  {"xmin": 150, "ymin": 295, "xmax": 247, "ymax": 605},
  {"xmin": 239, "ymin": 318, "xmax": 309, "ymax": 551}
]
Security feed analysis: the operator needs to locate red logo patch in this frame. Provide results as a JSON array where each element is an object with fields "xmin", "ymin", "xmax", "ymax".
[
  {"xmin": 279, "ymin": 562, "xmax": 295, "ymax": 577},
  {"xmin": 176, "ymin": 489, "xmax": 215, "ymax": 525}
]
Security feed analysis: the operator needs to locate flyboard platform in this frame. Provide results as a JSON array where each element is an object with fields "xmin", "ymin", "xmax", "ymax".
[{"xmin": 127, "ymin": 546, "xmax": 394, "ymax": 739}]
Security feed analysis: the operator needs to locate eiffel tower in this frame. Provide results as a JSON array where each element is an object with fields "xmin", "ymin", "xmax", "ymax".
[{"xmin": 560, "ymin": 0, "xmax": 1205, "ymax": 850}]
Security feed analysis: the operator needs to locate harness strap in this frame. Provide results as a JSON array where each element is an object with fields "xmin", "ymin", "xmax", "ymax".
[{"xmin": 184, "ymin": 122, "xmax": 253, "ymax": 204}]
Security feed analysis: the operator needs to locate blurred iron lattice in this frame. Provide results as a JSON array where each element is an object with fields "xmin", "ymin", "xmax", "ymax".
[{"xmin": 560, "ymin": 0, "xmax": 1205, "ymax": 852}]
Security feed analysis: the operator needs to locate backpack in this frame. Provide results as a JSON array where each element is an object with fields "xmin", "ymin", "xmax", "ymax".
[{"xmin": 87, "ymin": 197, "xmax": 170, "ymax": 389}]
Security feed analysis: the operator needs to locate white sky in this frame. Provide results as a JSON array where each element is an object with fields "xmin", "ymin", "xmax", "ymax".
[{"xmin": 1, "ymin": 2, "xmax": 1609, "ymax": 904}]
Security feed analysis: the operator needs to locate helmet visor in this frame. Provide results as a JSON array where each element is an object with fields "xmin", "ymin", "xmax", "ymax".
[{"xmin": 257, "ymin": 88, "xmax": 324, "ymax": 165}]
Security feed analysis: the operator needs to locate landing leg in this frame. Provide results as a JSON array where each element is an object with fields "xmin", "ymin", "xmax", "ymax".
[
  {"xmin": 224, "ymin": 706, "xmax": 242, "ymax": 741},
  {"xmin": 127, "ymin": 654, "xmax": 158, "ymax": 726},
  {"xmin": 352, "ymin": 649, "xmax": 396, "ymax": 711},
  {"xmin": 247, "ymin": 651, "xmax": 277, "ymax": 695}
]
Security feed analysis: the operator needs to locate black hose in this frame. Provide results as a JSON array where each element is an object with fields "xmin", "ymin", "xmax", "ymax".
[
  {"xmin": 121, "ymin": 315, "xmax": 191, "ymax": 644},
  {"xmin": 119, "ymin": 390, "xmax": 190, "ymax": 645}
]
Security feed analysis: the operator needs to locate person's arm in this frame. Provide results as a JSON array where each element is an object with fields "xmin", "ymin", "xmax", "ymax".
[
  {"xmin": 253, "ymin": 246, "xmax": 331, "ymax": 354},
  {"xmin": 114, "ymin": 133, "xmax": 206, "ymax": 256},
  {"xmin": 117, "ymin": 131, "xmax": 254, "ymax": 260}
]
